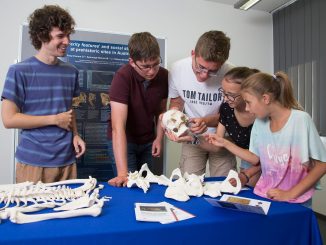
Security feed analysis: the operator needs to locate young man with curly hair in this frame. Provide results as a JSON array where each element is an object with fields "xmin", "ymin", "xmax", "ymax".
[{"xmin": 1, "ymin": 5, "xmax": 85, "ymax": 183}]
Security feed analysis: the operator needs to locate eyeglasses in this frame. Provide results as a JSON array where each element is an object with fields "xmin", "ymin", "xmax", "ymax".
[
  {"xmin": 218, "ymin": 88, "xmax": 241, "ymax": 102},
  {"xmin": 134, "ymin": 57, "xmax": 162, "ymax": 72},
  {"xmin": 194, "ymin": 57, "xmax": 219, "ymax": 77}
]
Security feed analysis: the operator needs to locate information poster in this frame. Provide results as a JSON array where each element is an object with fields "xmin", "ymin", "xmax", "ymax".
[
  {"xmin": 20, "ymin": 26, "xmax": 166, "ymax": 181},
  {"xmin": 67, "ymin": 40, "xmax": 129, "ymax": 180}
]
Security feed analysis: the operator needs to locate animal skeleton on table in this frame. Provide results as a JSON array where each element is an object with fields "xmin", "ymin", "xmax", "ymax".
[
  {"xmin": 0, "ymin": 177, "xmax": 110, "ymax": 224},
  {"xmin": 127, "ymin": 164, "xmax": 242, "ymax": 202}
]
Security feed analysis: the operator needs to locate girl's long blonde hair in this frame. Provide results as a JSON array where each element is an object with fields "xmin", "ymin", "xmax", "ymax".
[{"xmin": 241, "ymin": 71, "xmax": 303, "ymax": 110}]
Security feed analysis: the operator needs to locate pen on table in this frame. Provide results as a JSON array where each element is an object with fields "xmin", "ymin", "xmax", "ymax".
[{"xmin": 170, "ymin": 208, "xmax": 179, "ymax": 221}]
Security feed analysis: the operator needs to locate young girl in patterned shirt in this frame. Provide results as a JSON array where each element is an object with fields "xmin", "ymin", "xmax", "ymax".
[{"xmin": 208, "ymin": 71, "xmax": 326, "ymax": 207}]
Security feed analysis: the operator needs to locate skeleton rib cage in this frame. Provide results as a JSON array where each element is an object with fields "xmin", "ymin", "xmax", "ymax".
[{"xmin": 0, "ymin": 177, "xmax": 110, "ymax": 224}]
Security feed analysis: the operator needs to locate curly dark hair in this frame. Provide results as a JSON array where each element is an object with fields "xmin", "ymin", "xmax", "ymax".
[{"xmin": 28, "ymin": 5, "xmax": 75, "ymax": 50}]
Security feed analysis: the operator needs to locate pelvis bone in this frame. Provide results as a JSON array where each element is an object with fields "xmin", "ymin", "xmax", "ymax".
[
  {"xmin": 127, "ymin": 163, "xmax": 170, "ymax": 193},
  {"xmin": 164, "ymin": 168, "xmax": 190, "ymax": 202},
  {"xmin": 126, "ymin": 164, "xmax": 243, "ymax": 202}
]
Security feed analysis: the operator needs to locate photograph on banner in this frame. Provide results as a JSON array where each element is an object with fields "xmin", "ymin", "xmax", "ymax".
[{"xmin": 66, "ymin": 40, "xmax": 129, "ymax": 180}]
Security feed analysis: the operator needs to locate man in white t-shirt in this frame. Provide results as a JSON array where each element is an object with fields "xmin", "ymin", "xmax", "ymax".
[{"xmin": 166, "ymin": 30, "xmax": 236, "ymax": 177}]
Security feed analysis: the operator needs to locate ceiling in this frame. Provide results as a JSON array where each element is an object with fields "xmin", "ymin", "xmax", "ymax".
[{"xmin": 204, "ymin": 0, "xmax": 296, "ymax": 13}]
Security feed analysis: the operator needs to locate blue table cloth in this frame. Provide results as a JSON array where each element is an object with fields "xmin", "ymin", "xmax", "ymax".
[{"xmin": 0, "ymin": 178, "xmax": 322, "ymax": 245}]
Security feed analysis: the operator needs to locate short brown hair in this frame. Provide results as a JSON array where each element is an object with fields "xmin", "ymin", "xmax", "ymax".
[
  {"xmin": 195, "ymin": 31, "xmax": 230, "ymax": 63},
  {"xmin": 224, "ymin": 67, "xmax": 260, "ymax": 84},
  {"xmin": 128, "ymin": 32, "xmax": 160, "ymax": 62},
  {"xmin": 28, "ymin": 5, "xmax": 75, "ymax": 50}
]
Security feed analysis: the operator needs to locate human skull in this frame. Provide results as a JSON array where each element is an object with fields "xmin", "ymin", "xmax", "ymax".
[{"xmin": 162, "ymin": 109, "xmax": 189, "ymax": 137}]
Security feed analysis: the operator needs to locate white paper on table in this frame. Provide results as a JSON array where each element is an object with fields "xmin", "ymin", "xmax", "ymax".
[
  {"xmin": 135, "ymin": 202, "xmax": 176, "ymax": 224},
  {"xmin": 165, "ymin": 202, "xmax": 195, "ymax": 222},
  {"xmin": 134, "ymin": 202, "xmax": 195, "ymax": 224},
  {"xmin": 205, "ymin": 194, "xmax": 271, "ymax": 215}
]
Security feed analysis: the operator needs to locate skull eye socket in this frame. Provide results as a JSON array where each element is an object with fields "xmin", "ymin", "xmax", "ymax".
[{"xmin": 173, "ymin": 128, "xmax": 178, "ymax": 133}]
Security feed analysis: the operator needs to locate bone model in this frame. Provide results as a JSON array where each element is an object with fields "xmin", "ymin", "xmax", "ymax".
[
  {"xmin": 0, "ymin": 177, "xmax": 110, "ymax": 224},
  {"xmin": 165, "ymin": 169, "xmax": 241, "ymax": 201},
  {"xmin": 127, "ymin": 163, "xmax": 170, "ymax": 193},
  {"xmin": 162, "ymin": 109, "xmax": 189, "ymax": 137},
  {"xmin": 127, "ymin": 164, "xmax": 242, "ymax": 201}
]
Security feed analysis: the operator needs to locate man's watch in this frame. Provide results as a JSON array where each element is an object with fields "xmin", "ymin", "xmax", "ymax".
[{"xmin": 191, "ymin": 135, "xmax": 200, "ymax": 145}]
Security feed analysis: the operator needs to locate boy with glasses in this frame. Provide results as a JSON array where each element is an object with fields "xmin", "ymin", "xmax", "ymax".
[
  {"xmin": 164, "ymin": 30, "xmax": 237, "ymax": 177},
  {"xmin": 107, "ymin": 32, "xmax": 168, "ymax": 187}
]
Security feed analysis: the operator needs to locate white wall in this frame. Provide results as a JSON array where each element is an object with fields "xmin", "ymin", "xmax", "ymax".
[{"xmin": 0, "ymin": 0, "xmax": 273, "ymax": 182}]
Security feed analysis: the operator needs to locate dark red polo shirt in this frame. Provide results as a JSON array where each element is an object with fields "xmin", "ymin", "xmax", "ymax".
[{"xmin": 107, "ymin": 63, "xmax": 168, "ymax": 144}]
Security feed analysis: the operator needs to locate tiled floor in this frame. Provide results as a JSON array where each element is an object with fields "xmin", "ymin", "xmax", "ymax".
[{"xmin": 316, "ymin": 213, "xmax": 326, "ymax": 244}]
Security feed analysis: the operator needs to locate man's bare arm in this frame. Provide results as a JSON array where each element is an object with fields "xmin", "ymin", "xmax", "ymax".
[
  {"xmin": 108, "ymin": 101, "xmax": 129, "ymax": 187},
  {"xmin": 169, "ymin": 96, "xmax": 184, "ymax": 111},
  {"xmin": 1, "ymin": 99, "xmax": 72, "ymax": 130}
]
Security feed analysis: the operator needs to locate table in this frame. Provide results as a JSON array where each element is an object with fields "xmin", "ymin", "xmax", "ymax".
[{"xmin": 0, "ymin": 178, "xmax": 322, "ymax": 245}]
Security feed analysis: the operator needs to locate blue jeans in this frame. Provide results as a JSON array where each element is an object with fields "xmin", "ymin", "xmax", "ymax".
[{"xmin": 108, "ymin": 140, "xmax": 153, "ymax": 176}]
